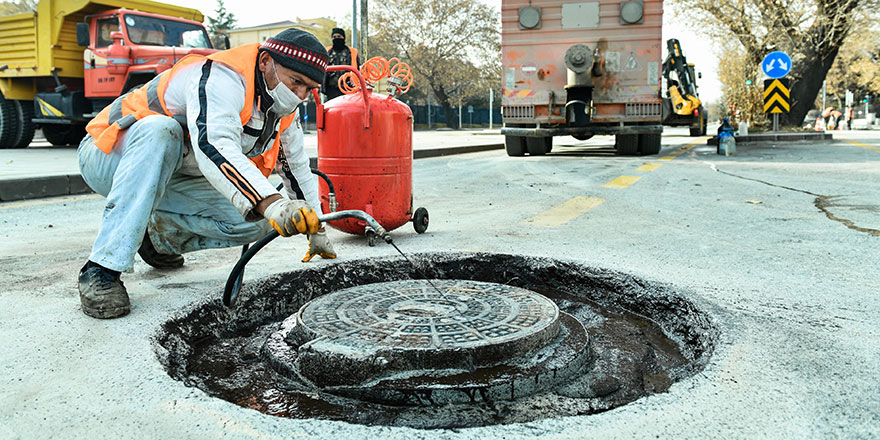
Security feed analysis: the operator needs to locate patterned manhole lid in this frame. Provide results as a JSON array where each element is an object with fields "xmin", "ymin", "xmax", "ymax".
[
  {"xmin": 296, "ymin": 279, "xmax": 559, "ymax": 349},
  {"xmin": 283, "ymin": 280, "xmax": 562, "ymax": 387}
]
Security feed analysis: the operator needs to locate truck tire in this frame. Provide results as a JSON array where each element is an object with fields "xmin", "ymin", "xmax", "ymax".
[
  {"xmin": 615, "ymin": 134, "xmax": 638, "ymax": 155},
  {"xmin": 10, "ymin": 100, "xmax": 35, "ymax": 148},
  {"xmin": 505, "ymin": 135, "xmax": 526, "ymax": 156},
  {"xmin": 66, "ymin": 124, "xmax": 87, "ymax": 146},
  {"xmin": 526, "ymin": 136, "xmax": 549, "ymax": 156},
  {"xmin": 42, "ymin": 124, "xmax": 73, "ymax": 146},
  {"xmin": 701, "ymin": 117, "xmax": 708, "ymax": 135},
  {"xmin": 638, "ymin": 133, "xmax": 662, "ymax": 155},
  {"xmin": 690, "ymin": 114, "xmax": 705, "ymax": 136},
  {"xmin": 0, "ymin": 95, "xmax": 20, "ymax": 149}
]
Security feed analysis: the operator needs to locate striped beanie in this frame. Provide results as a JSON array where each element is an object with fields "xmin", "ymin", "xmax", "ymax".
[{"xmin": 259, "ymin": 28, "xmax": 329, "ymax": 85}]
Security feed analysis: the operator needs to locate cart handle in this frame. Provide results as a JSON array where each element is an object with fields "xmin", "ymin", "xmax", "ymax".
[{"xmin": 315, "ymin": 65, "xmax": 371, "ymax": 129}]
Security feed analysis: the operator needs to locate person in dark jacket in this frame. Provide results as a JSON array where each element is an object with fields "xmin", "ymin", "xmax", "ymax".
[{"xmin": 323, "ymin": 28, "xmax": 362, "ymax": 101}]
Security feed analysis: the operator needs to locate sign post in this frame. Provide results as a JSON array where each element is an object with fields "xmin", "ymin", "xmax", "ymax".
[{"xmin": 761, "ymin": 51, "xmax": 792, "ymax": 132}]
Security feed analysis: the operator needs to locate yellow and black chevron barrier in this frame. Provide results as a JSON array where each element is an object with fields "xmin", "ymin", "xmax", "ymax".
[{"xmin": 763, "ymin": 79, "xmax": 791, "ymax": 113}]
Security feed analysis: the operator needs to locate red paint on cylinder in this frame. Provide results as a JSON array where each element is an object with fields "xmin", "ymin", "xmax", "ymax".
[{"xmin": 317, "ymin": 90, "xmax": 414, "ymax": 235}]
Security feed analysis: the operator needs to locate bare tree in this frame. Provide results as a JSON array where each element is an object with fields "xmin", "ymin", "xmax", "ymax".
[
  {"xmin": 0, "ymin": 0, "xmax": 36, "ymax": 16},
  {"xmin": 824, "ymin": 10, "xmax": 880, "ymax": 106},
  {"xmin": 673, "ymin": 0, "xmax": 875, "ymax": 125},
  {"xmin": 371, "ymin": 0, "xmax": 499, "ymax": 129}
]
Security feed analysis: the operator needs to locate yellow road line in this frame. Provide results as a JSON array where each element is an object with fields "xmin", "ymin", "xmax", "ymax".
[
  {"xmin": 657, "ymin": 156, "xmax": 676, "ymax": 161},
  {"xmin": 602, "ymin": 175, "xmax": 641, "ymax": 188},
  {"xmin": 0, "ymin": 193, "xmax": 101, "ymax": 210},
  {"xmin": 680, "ymin": 137, "xmax": 709, "ymax": 150},
  {"xmin": 526, "ymin": 196, "xmax": 605, "ymax": 227},
  {"xmin": 842, "ymin": 139, "xmax": 878, "ymax": 150},
  {"xmin": 669, "ymin": 151, "xmax": 684, "ymax": 155},
  {"xmin": 636, "ymin": 163, "xmax": 663, "ymax": 172}
]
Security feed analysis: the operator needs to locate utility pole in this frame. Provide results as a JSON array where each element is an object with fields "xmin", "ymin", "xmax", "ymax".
[
  {"xmin": 867, "ymin": 95, "xmax": 871, "ymax": 125},
  {"xmin": 459, "ymin": 100, "xmax": 462, "ymax": 130},
  {"xmin": 489, "ymin": 88, "xmax": 493, "ymax": 129},
  {"xmin": 427, "ymin": 94, "xmax": 431, "ymax": 129},
  {"xmin": 360, "ymin": 0, "xmax": 368, "ymax": 58},
  {"xmin": 821, "ymin": 80, "xmax": 826, "ymax": 109},
  {"xmin": 351, "ymin": 0, "xmax": 358, "ymax": 50}
]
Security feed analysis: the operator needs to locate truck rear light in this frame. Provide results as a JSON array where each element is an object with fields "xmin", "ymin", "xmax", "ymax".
[
  {"xmin": 518, "ymin": 7, "xmax": 541, "ymax": 30},
  {"xmin": 620, "ymin": 1, "xmax": 645, "ymax": 24},
  {"xmin": 694, "ymin": 109, "xmax": 700, "ymax": 116}
]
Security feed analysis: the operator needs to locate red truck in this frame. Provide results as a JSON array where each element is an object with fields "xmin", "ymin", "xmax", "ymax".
[{"xmin": 0, "ymin": 0, "xmax": 218, "ymax": 148}]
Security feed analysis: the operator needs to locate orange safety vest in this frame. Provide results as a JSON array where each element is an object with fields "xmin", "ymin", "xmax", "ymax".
[
  {"xmin": 326, "ymin": 45, "xmax": 358, "ymax": 68},
  {"xmin": 86, "ymin": 44, "xmax": 295, "ymax": 177}
]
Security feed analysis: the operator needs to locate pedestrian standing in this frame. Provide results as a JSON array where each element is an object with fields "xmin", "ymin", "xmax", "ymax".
[{"xmin": 323, "ymin": 28, "xmax": 361, "ymax": 101}]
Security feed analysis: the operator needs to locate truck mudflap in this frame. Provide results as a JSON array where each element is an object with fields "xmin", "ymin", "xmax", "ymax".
[
  {"xmin": 33, "ymin": 91, "xmax": 91, "ymax": 124},
  {"xmin": 502, "ymin": 125, "xmax": 663, "ymax": 138}
]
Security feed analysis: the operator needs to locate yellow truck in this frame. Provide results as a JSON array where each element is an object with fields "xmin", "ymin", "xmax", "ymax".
[{"xmin": 0, "ymin": 0, "xmax": 216, "ymax": 148}]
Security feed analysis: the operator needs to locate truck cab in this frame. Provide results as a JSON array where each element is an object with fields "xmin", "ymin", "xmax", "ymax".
[
  {"xmin": 0, "ymin": 0, "xmax": 216, "ymax": 148},
  {"xmin": 80, "ymin": 9, "xmax": 217, "ymax": 99}
]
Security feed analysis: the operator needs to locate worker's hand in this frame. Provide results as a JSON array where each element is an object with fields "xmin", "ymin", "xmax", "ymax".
[
  {"xmin": 263, "ymin": 199, "xmax": 321, "ymax": 237},
  {"xmin": 302, "ymin": 229, "xmax": 336, "ymax": 262}
]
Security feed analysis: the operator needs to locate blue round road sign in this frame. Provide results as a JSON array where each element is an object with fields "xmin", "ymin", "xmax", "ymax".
[{"xmin": 761, "ymin": 51, "xmax": 792, "ymax": 79}]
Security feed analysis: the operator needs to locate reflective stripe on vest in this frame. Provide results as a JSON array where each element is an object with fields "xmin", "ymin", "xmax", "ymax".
[{"xmin": 86, "ymin": 44, "xmax": 296, "ymax": 178}]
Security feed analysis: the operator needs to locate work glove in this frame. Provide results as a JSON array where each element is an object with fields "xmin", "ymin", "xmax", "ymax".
[
  {"xmin": 263, "ymin": 199, "xmax": 321, "ymax": 237},
  {"xmin": 302, "ymin": 229, "xmax": 337, "ymax": 262}
]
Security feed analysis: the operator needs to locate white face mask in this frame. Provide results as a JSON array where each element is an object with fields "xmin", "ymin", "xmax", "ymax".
[{"xmin": 266, "ymin": 60, "xmax": 302, "ymax": 117}]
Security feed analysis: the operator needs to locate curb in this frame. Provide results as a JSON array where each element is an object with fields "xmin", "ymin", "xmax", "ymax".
[
  {"xmin": 706, "ymin": 132, "xmax": 833, "ymax": 145},
  {"xmin": 0, "ymin": 174, "xmax": 92, "ymax": 202},
  {"xmin": 1, "ymin": 144, "xmax": 505, "ymax": 203}
]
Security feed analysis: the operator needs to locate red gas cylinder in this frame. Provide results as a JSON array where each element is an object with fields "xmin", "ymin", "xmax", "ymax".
[{"xmin": 316, "ymin": 70, "xmax": 427, "ymax": 240}]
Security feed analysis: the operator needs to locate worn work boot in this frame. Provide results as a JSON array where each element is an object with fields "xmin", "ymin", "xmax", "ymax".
[
  {"xmin": 78, "ymin": 262, "xmax": 130, "ymax": 319},
  {"xmin": 138, "ymin": 231, "xmax": 184, "ymax": 269}
]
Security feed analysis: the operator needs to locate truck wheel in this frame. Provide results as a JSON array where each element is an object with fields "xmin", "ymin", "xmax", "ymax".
[
  {"xmin": 10, "ymin": 100, "xmax": 35, "ymax": 148},
  {"xmin": 65, "ymin": 124, "xmax": 87, "ymax": 146},
  {"xmin": 0, "ymin": 95, "xmax": 20, "ymax": 148},
  {"xmin": 42, "ymin": 125, "xmax": 72, "ymax": 146},
  {"xmin": 505, "ymin": 135, "xmax": 526, "ymax": 156},
  {"xmin": 637, "ymin": 133, "xmax": 662, "ymax": 155},
  {"xmin": 701, "ymin": 117, "xmax": 708, "ymax": 135},
  {"xmin": 615, "ymin": 134, "xmax": 638, "ymax": 155},
  {"xmin": 690, "ymin": 115, "xmax": 705, "ymax": 136},
  {"xmin": 526, "ymin": 137, "xmax": 549, "ymax": 156}
]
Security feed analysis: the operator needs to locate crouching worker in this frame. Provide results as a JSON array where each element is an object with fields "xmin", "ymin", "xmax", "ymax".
[{"xmin": 77, "ymin": 29, "xmax": 337, "ymax": 319}]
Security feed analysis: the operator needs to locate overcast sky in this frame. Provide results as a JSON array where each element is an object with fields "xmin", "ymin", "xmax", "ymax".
[{"xmin": 166, "ymin": 0, "xmax": 721, "ymax": 103}]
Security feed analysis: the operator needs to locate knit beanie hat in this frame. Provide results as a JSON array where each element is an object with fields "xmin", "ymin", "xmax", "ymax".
[
  {"xmin": 259, "ymin": 28, "xmax": 328, "ymax": 85},
  {"xmin": 331, "ymin": 27, "xmax": 345, "ymax": 39}
]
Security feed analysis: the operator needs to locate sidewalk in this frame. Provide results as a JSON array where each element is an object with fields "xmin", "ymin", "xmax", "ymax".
[{"xmin": 0, "ymin": 129, "xmax": 503, "ymax": 201}]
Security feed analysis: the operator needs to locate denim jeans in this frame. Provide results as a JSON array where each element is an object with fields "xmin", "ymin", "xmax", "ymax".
[{"xmin": 78, "ymin": 115, "xmax": 270, "ymax": 271}]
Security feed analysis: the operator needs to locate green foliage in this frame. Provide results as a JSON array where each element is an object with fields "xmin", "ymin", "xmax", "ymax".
[{"xmin": 207, "ymin": 0, "xmax": 237, "ymax": 50}]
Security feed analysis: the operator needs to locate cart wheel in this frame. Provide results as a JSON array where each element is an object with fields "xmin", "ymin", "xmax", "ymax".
[
  {"xmin": 413, "ymin": 207, "xmax": 429, "ymax": 234},
  {"xmin": 366, "ymin": 229, "xmax": 377, "ymax": 247}
]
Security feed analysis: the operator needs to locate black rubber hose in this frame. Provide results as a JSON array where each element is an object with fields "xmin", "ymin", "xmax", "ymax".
[
  {"xmin": 223, "ymin": 210, "xmax": 390, "ymax": 307},
  {"xmin": 310, "ymin": 168, "xmax": 335, "ymax": 194},
  {"xmin": 224, "ymin": 230, "xmax": 279, "ymax": 307},
  {"xmin": 228, "ymin": 169, "xmax": 335, "ymax": 305}
]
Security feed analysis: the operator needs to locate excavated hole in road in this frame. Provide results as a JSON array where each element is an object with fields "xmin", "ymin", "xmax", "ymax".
[{"xmin": 154, "ymin": 253, "xmax": 718, "ymax": 429}]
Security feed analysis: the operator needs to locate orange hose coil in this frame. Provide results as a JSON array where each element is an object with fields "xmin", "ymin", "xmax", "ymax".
[{"xmin": 338, "ymin": 56, "xmax": 413, "ymax": 95}]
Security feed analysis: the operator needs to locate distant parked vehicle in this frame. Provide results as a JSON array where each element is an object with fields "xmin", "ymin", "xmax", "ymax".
[{"xmin": 802, "ymin": 109, "xmax": 821, "ymax": 129}]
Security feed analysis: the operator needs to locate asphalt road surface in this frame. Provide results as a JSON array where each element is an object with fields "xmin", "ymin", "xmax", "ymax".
[{"xmin": 1, "ymin": 128, "xmax": 878, "ymax": 438}]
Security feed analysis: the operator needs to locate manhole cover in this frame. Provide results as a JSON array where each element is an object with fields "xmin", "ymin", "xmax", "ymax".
[
  {"xmin": 262, "ymin": 279, "xmax": 590, "ymax": 404},
  {"xmin": 296, "ymin": 279, "xmax": 559, "ymax": 350}
]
